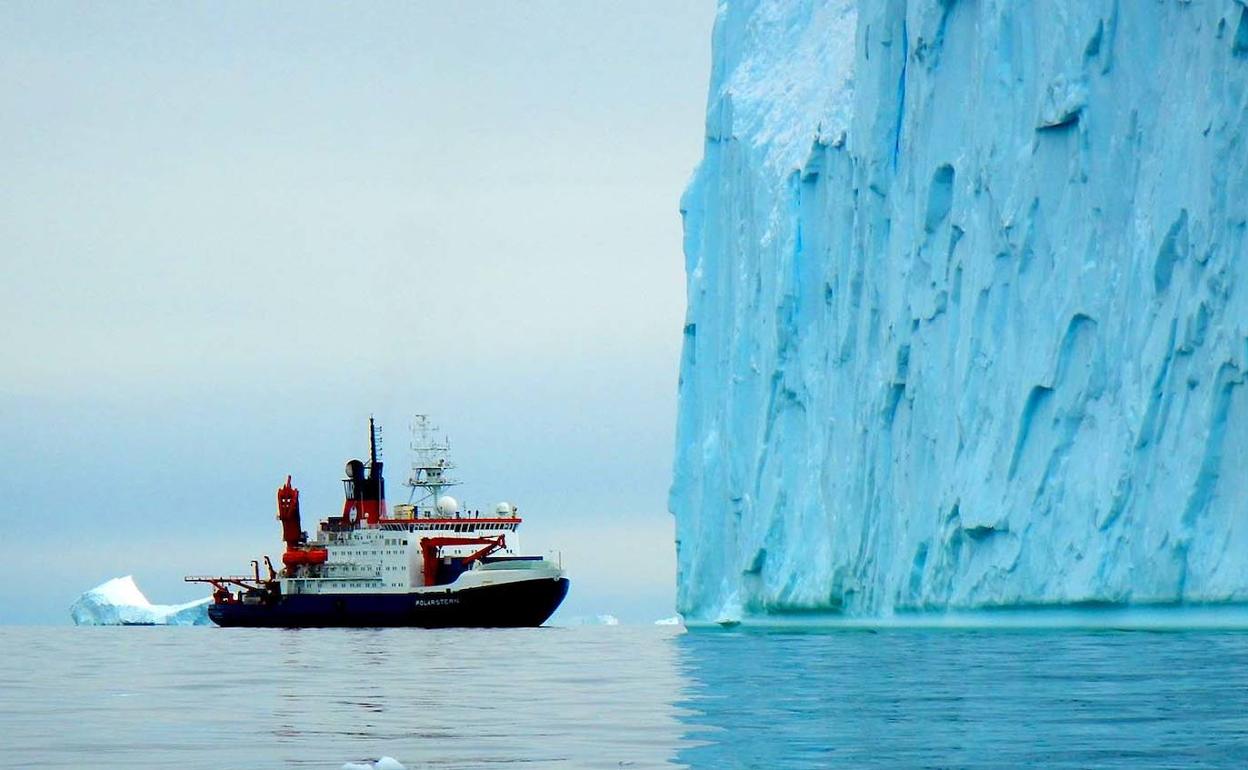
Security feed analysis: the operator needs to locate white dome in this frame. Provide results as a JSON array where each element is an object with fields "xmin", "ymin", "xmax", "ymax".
[
  {"xmin": 496, "ymin": 502, "xmax": 514, "ymax": 516},
  {"xmin": 436, "ymin": 496, "xmax": 459, "ymax": 516}
]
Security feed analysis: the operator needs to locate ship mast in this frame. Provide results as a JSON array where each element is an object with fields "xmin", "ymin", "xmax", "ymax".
[{"xmin": 404, "ymin": 415, "xmax": 460, "ymax": 516}]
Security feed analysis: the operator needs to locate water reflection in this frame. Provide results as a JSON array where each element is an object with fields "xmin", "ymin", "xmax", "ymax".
[
  {"xmin": 673, "ymin": 628, "xmax": 1248, "ymax": 768},
  {"xmin": 262, "ymin": 626, "xmax": 693, "ymax": 768},
  {"xmin": 8, "ymin": 626, "xmax": 1248, "ymax": 768}
]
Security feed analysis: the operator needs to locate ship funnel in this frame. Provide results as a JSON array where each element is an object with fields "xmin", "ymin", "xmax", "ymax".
[{"xmin": 342, "ymin": 418, "xmax": 387, "ymax": 527}]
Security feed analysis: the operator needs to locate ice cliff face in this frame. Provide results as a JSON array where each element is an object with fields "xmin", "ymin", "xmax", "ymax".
[{"xmin": 672, "ymin": 0, "xmax": 1248, "ymax": 621}]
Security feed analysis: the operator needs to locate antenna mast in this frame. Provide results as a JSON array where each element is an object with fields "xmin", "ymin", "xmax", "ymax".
[{"xmin": 404, "ymin": 415, "xmax": 460, "ymax": 515}]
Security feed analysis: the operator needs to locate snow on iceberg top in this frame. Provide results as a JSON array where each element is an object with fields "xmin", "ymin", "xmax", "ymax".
[
  {"xmin": 71, "ymin": 575, "xmax": 212, "ymax": 626},
  {"xmin": 704, "ymin": 0, "xmax": 857, "ymax": 176}
]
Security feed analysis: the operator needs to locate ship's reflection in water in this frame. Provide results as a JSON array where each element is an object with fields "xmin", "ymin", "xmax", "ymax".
[
  {"xmin": 673, "ymin": 626, "xmax": 1248, "ymax": 768},
  {"xmin": 261, "ymin": 625, "xmax": 695, "ymax": 768}
]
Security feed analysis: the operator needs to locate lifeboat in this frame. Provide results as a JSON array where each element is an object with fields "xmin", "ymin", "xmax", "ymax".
[{"xmin": 282, "ymin": 548, "xmax": 328, "ymax": 568}]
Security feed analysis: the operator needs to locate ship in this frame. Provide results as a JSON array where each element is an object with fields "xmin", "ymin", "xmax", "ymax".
[{"xmin": 186, "ymin": 416, "xmax": 569, "ymax": 628}]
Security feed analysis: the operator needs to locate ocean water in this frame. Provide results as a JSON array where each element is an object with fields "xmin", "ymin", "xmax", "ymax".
[{"xmin": 4, "ymin": 625, "xmax": 1248, "ymax": 769}]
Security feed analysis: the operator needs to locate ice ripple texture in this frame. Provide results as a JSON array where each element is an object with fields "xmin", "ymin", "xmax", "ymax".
[{"xmin": 672, "ymin": 0, "xmax": 1248, "ymax": 622}]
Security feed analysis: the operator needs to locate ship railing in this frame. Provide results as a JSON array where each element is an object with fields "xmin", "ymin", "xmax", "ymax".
[
  {"xmin": 184, "ymin": 575, "xmax": 274, "ymax": 594},
  {"xmin": 313, "ymin": 568, "xmax": 383, "ymax": 579},
  {"xmin": 185, "ymin": 574, "xmax": 269, "ymax": 585}
]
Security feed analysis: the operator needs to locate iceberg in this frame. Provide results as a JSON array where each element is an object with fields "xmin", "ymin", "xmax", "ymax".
[
  {"xmin": 672, "ymin": 0, "xmax": 1248, "ymax": 622},
  {"xmin": 70, "ymin": 576, "xmax": 211, "ymax": 626}
]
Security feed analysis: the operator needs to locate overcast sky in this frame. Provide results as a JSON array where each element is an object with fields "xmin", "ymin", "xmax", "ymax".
[{"xmin": 0, "ymin": 2, "xmax": 716, "ymax": 624}]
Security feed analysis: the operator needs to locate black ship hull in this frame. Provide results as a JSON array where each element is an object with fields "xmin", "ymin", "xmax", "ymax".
[{"xmin": 208, "ymin": 577, "xmax": 569, "ymax": 629}]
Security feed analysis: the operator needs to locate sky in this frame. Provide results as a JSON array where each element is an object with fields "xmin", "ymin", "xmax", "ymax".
[{"xmin": 0, "ymin": 2, "xmax": 716, "ymax": 624}]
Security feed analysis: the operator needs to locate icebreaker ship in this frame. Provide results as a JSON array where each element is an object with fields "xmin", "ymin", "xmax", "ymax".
[{"xmin": 671, "ymin": 0, "xmax": 1248, "ymax": 623}]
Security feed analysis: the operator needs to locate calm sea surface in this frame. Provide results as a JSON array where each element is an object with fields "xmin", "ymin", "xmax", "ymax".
[{"xmin": 3, "ymin": 625, "xmax": 1248, "ymax": 769}]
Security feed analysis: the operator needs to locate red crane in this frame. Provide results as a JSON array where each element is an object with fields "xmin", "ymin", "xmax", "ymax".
[{"xmin": 420, "ymin": 535, "xmax": 506, "ymax": 586}]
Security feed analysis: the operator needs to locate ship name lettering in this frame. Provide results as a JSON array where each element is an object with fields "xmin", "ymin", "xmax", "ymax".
[{"xmin": 413, "ymin": 597, "xmax": 460, "ymax": 607}]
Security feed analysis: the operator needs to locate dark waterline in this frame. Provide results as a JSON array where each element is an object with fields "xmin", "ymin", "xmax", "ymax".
[{"xmin": 3, "ymin": 626, "xmax": 1247, "ymax": 768}]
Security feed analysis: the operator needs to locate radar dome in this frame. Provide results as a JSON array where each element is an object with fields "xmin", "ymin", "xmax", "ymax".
[
  {"xmin": 496, "ymin": 502, "xmax": 514, "ymax": 516},
  {"xmin": 436, "ymin": 496, "xmax": 459, "ymax": 516}
]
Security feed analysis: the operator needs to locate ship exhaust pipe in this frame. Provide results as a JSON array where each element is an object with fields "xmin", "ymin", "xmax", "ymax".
[{"xmin": 342, "ymin": 417, "xmax": 387, "ymax": 527}]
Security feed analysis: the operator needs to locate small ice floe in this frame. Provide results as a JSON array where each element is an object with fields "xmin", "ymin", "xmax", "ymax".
[
  {"xmin": 70, "ymin": 575, "xmax": 211, "ymax": 626},
  {"xmin": 653, "ymin": 615, "xmax": 683, "ymax": 626},
  {"xmin": 342, "ymin": 757, "xmax": 405, "ymax": 770},
  {"xmin": 563, "ymin": 613, "xmax": 620, "ymax": 626}
]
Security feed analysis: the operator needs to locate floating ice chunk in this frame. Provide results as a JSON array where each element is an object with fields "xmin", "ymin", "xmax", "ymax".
[
  {"xmin": 562, "ymin": 613, "xmax": 620, "ymax": 626},
  {"xmin": 653, "ymin": 615, "xmax": 684, "ymax": 626},
  {"xmin": 342, "ymin": 757, "xmax": 405, "ymax": 770},
  {"xmin": 70, "ymin": 576, "xmax": 211, "ymax": 626}
]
